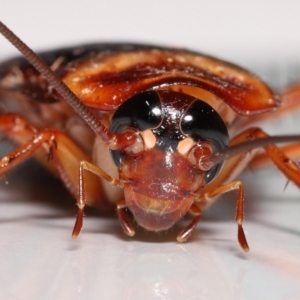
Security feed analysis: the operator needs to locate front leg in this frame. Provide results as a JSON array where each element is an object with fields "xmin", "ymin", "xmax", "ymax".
[
  {"xmin": 177, "ymin": 204, "xmax": 201, "ymax": 243},
  {"xmin": 196, "ymin": 181, "xmax": 249, "ymax": 252},
  {"xmin": 72, "ymin": 161, "xmax": 123, "ymax": 238},
  {"xmin": 116, "ymin": 198, "xmax": 135, "ymax": 237}
]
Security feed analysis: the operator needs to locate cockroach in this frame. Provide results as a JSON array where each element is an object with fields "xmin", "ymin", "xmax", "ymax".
[{"xmin": 0, "ymin": 21, "xmax": 300, "ymax": 252}]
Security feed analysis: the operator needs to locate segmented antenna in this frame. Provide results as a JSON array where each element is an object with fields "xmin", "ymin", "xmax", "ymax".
[
  {"xmin": 0, "ymin": 21, "xmax": 110, "ymax": 141},
  {"xmin": 207, "ymin": 135, "xmax": 300, "ymax": 168},
  {"xmin": 1, "ymin": 21, "xmax": 300, "ymax": 162}
]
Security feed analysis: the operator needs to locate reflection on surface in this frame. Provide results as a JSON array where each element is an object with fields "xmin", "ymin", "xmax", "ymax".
[{"xmin": 0, "ymin": 146, "xmax": 300, "ymax": 299}]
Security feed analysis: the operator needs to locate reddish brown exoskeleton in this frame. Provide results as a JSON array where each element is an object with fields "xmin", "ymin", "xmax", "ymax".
[{"xmin": 1, "ymin": 22, "xmax": 300, "ymax": 252}]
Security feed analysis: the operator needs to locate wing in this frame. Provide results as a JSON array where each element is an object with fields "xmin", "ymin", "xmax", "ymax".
[{"xmin": 0, "ymin": 43, "xmax": 278, "ymax": 115}]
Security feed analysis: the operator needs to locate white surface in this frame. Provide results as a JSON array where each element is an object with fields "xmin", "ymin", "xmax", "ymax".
[
  {"xmin": 0, "ymin": 1, "xmax": 300, "ymax": 300},
  {"xmin": 0, "ymin": 166, "xmax": 300, "ymax": 300}
]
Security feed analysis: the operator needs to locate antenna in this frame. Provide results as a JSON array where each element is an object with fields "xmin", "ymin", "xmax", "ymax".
[
  {"xmin": 1, "ymin": 21, "xmax": 300, "ymax": 159},
  {"xmin": 0, "ymin": 21, "xmax": 106, "ymax": 137},
  {"xmin": 205, "ymin": 135, "xmax": 300, "ymax": 167},
  {"xmin": 0, "ymin": 21, "xmax": 137, "ymax": 149}
]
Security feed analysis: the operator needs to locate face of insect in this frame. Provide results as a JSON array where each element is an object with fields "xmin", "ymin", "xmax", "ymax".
[
  {"xmin": 2, "ymin": 20, "xmax": 300, "ymax": 250},
  {"xmin": 110, "ymin": 90, "xmax": 229, "ymax": 231}
]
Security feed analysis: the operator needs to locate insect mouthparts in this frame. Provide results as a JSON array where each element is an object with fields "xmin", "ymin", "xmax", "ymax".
[{"xmin": 1, "ymin": 20, "xmax": 300, "ymax": 253}]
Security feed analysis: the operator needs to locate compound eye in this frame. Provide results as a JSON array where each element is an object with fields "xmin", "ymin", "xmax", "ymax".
[
  {"xmin": 110, "ymin": 90, "xmax": 162, "ymax": 133},
  {"xmin": 110, "ymin": 90, "xmax": 162, "ymax": 166},
  {"xmin": 181, "ymin": 100, "xmax": 229, "ymax": 183},
  {"xmin": 181, "ymin": 100, "xmax": 229, "ymax": 151}
]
